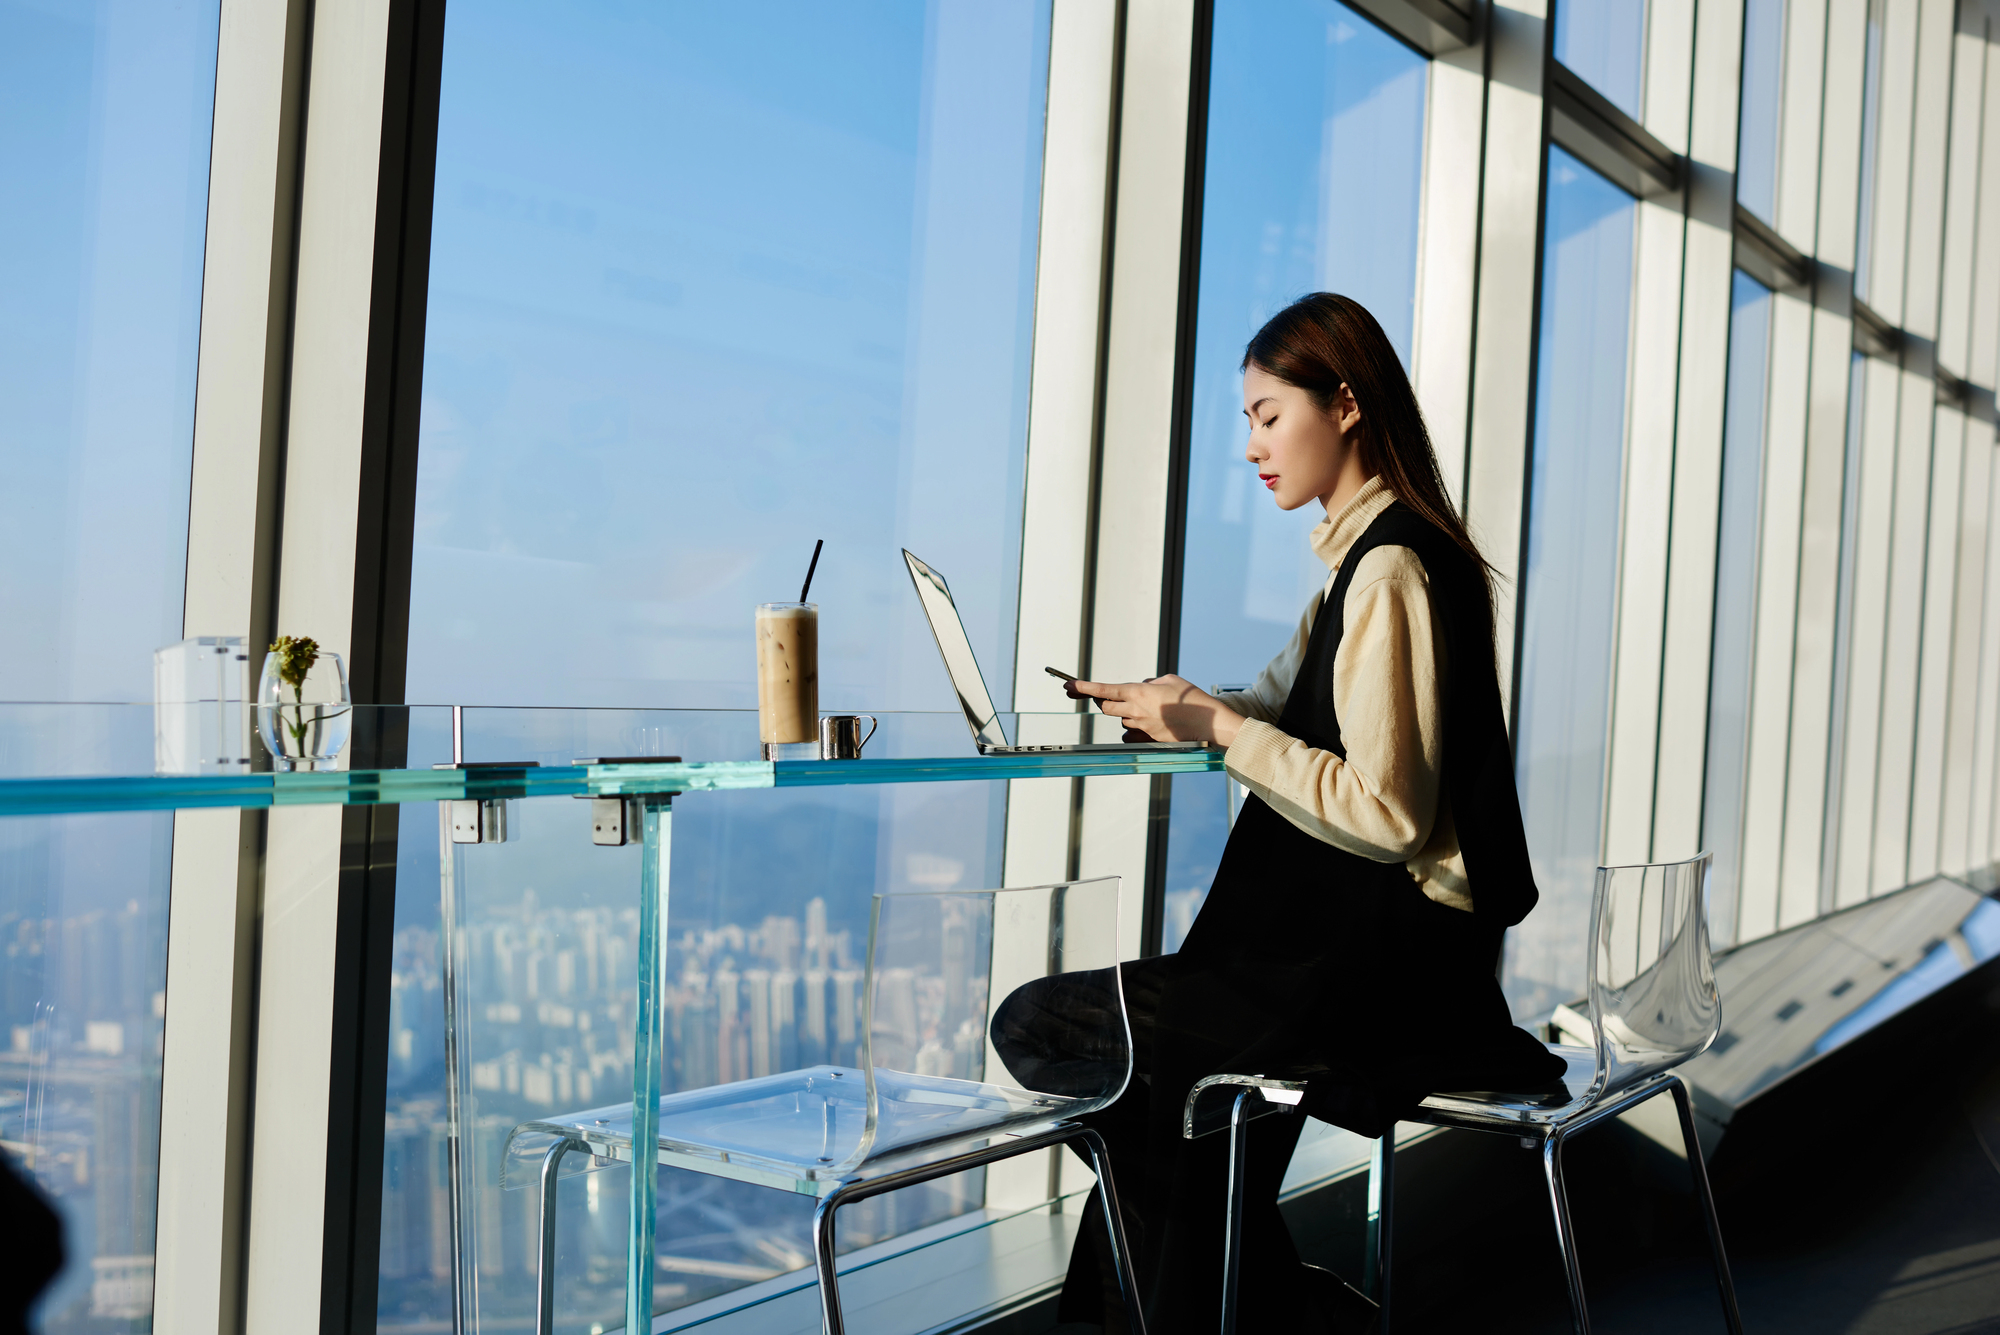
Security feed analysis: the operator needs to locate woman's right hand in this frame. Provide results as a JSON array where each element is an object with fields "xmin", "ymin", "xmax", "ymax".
[{"xmin": 1065, "ymin": 675, "xmax": 1244, "ymax": 747}]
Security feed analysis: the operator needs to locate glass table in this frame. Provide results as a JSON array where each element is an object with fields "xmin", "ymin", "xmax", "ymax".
[{"xmin": 0, "ymin": 740, "xmax": 1223, "ymax": 1334}]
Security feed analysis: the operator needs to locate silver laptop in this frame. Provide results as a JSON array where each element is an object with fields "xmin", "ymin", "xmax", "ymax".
[{"xmin": 903, "ymin": 549, "xmax": 1217, "ymax": 756}]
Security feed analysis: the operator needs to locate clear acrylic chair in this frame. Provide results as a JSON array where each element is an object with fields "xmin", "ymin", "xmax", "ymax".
[
  {"xmin": 1186, "ymin": 854, "xmax": 1745, "ymax": 1335},
  {"xmin": 505, "ymin": 877, "xmax": 1145, "ymax": 1335}
]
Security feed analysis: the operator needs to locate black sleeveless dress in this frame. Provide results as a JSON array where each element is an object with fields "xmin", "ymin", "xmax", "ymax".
[{"xmin": 994, "ymin": 503, "xmax": 1564, "ymax": 1332}]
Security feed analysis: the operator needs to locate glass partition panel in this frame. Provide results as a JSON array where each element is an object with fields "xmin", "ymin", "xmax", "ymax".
[
  {"xmin": 1700, "ymin": 273, "xmax": 1775, "ymax": 948},
  {"xmin": 0, "ymin": 0, "xmax": 218, "ymax": 704},
  {"xmin": 0, "ymin": 704, "xmax": 157, "ymax": 779},
  {"xmin": 1555, "ymin": 0, "xmax": 1648, "ymax": 121},
  {"xmin": 1507, "ymin": 148, "xmax": 1637, "ymax": 1022},
  {"xmin": 1164, "ymin": 0, "xmax": 1426, "ymax": 943},
  {"xmin": 379, "ymin": 710, "xmax": 1013, "ymax": 1331},
  {"xmin": 405, "ymin": 1, "xmax": 1052, "ymax": 716}
]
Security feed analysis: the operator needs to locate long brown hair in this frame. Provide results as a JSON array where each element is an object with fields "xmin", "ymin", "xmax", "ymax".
[{"xmin": 1242, "ymin": 292, "xmax": 1495, "ymax": 636}]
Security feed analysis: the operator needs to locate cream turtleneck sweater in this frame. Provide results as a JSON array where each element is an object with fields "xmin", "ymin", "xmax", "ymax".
[{"xmin": 1217, "ymin": 476, "xmax": 1473, "ymax": 912}]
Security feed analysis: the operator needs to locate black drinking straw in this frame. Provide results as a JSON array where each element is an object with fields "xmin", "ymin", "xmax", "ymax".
[{"xmin": 799, "ymin": 539, "xmax": 825, "ymax": 604}]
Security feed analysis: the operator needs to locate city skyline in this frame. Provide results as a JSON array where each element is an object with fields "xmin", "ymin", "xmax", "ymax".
[{"xmin": 378, "ymin": 887, "xmax": 987, "ymax": 1330}]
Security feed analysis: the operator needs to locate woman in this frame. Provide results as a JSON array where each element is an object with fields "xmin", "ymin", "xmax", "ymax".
[{"xmin": 1017, "ymin": 295, "xmax": 1563, "ymax": 1333}]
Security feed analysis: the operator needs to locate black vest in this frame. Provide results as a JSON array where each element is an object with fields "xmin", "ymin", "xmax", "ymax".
[
  {"xmin": 1309, "ymin": 501, "xmax": 1540, "ymax": 927},
  {"xmin": 1163, "ymin": 501, "xmax": 1558, "ymax": 1133}
]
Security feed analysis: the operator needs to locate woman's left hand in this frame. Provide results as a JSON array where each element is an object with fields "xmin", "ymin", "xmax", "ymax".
[{"xmin": 1064, "ymin": 674, "xmax": 1245, "ymax": 747}]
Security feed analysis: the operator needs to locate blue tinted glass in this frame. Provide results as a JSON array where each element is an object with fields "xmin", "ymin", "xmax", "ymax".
[
  {"xmin": 380, "ymin": 709, "xmax": 1011, "ymax": 1329},
  {"xmin": 1163, "ymin": 0, "xmax": 1425, "ymax": 948},
  {"xmin": 406, "ymin": 2, "xmax": 1051, "ymax": 714},
  {"xmin": 1854, "ymin": 0, "xmax": 1886, "ymax": 298},
  {"xmin": 1177, "ymin": 0, "xmax": 1426, "ymax": 696},
  {"xmin": 1507, "ymin": 148, "xmax": 1636, "ymax": 1021},
  {"xmin": 0, "ymin": 5, "xmax": 217, "ymax": 1330},
  {"xmin": 1737, "ymin": 0, "xmax": 1785, "ymax": 223},
  {"xmin": 1555, "ymin": 0, "xmax": 1648, "ymax": 121},
  {"xmin": 394, "ymin": 6, "xmax": 1050, "ymax": 1325},
  {"xmin": 1162, "ymin": 771, "xmax": 1232, "ymax": 953},
  {"xmin": 1700, "ymin": 273, "xmax": 1774, "ymax": 947},
  {"xmin": 0, "ymin": 2, "xmax": 216, "ymax": 702}
]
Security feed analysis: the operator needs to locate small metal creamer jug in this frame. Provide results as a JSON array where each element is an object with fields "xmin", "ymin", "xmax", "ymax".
[{"xmin": 819, "ymin": 714, "xmax": 878, "ymax": 760}]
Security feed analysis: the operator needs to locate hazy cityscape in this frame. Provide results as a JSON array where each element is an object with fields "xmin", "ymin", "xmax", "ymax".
[
  {"xmin": 1, "ymin": 898, "xmax": 165, "ymax": 1333},
  {"xmin": 377, "ymin": 888, "xmax": 984, "ymax": 1332}
]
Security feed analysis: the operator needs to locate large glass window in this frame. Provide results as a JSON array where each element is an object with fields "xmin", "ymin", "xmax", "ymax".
[
  {"xmin": 1554, "ymin": 0, "xmax": 1648, "ymax": 121},
  {"xmin": 1163, "ymin": 0, "xmax": 1426, "ymax": 951},
  {"xmin": 0, "ymin": 1, "xmax": 215, "ymax": 703},
  {"xmin": 1701, "ymin": 273, "xmax": 1775, "ymax": 945},
  {"xmin": 1737, "ymin": 0, "xmax": 1786, "ymax": 224},
  {"xmin": 0, "ymin": 3, "xmax": 219, "ymax": 1331},
  {"xmin": 406, "ymin": 2, "xmax": 1048, "ymax": 717},
  {"xmin": 1506, "ymin": 148, "xmax": 1637, "ymax": 1021},
  {"xmin": 390, "ymin": 5, "xmax": 1051, "ymax": 1328}
]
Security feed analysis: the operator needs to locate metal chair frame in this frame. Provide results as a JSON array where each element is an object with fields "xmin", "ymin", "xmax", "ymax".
[
  {"xmin": 1186, "ymin": 851, "xmax": 1750, "ymax": 1335},
  {"xmin": 1179, "ymin": 1074, "xmax": 1309, "ymax": 1334},
  {"xmin": 1380, "ymin": 1071, "xmax": 1743, "ymax": 1335},
  {"xmin": 531, "ymin": 1119, "xmax": 1145, "ymax": 1335},
  {"xmin": 1188, "ymin": 1070, "xmax": 1741, "ymax": 1335}
]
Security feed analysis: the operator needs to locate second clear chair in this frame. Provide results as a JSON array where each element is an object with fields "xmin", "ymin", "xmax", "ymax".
[
  {"xmin": 1185, "ymin": 854, "xmax": 1745, "ymax": 1335},
  {"xmin": 507, "ymin": 876, "xmax": 1145, "ymax": 1335}
]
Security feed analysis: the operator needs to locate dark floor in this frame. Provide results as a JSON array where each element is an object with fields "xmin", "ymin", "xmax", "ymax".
[
  {"xmin": 1408, "ymin": 1060, "xmax": 2000, "ymax": 1333},
  {"xmin": 1384, "ymin": 1022, "xmax": 2000, "ymax": 1334},
  {"xmin": 1041, "ymin": 1017, "xmax": 2000, "ymax": 1333}
]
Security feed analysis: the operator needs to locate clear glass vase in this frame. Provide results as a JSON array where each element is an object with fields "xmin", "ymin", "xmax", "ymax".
[{"xmin": 256, "ymin": 649, "xmax": 352, "ymax": 771}]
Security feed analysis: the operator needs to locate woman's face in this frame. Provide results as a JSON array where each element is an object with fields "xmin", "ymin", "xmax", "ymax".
[{"xmin": 1241, "ymin": 364, "xmax": 1363, "ymax": 512}]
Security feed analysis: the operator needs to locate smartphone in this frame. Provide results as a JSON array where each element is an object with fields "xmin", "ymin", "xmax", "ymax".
[{"xmin": 1044, "ymin": 666, "xmax": 1079, "ymax": 683}]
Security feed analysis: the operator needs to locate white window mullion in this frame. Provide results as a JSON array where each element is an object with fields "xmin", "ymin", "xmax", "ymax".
[
  {"xmin": 1463, "ymin": 0, "xmax": 1550, "ymax": 714},
  {"xmin": 1865, "ymin": 0, "xmax": 1922, "ymax": 323},
  {"xmin": 1941, "ymin": 437, "xmax": 1995, "ymax": 874},
  {"xmin": 1603, "ymin": 195, "xmax": 1688, "ymax": 865},
  {"xmin": 1832, "ymin": 357, "xmax": 1902, "ymax": 907},
  {"xmin": 1653, "ymin": 0, "xmax": 1750, "ymax": 860},
  {"xmin": 1936, "ymin": 27, "xmax": 1988, "ymax": 378},
  {"xmin": 156, "ymin": 2, "xmax": 310, "ymax": 1330},
  {"xmin": 241, "ymin": 1, "xmax": 401, "ymax": 1325},
  {"xmin": 1906, "ymin": 406, "xmax": 1968, "ymax": 883},
  {"xmin": 1738, "ymin": 292, "xmax": 1813, "ymax": 941},
  {"xmin": 1901, "ymin": 0, "xmax": 1957, "ymax": 342},
  {"xmin": 1873, "ymin": 371, "xmax": 1940, "ymax": 893},
  {"xmin": 1972, "ymin": 441, "xmax": 2000, "ymax": 867}
]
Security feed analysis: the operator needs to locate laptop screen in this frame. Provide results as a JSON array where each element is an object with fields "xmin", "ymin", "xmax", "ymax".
[{"xmin": 903, "ymin": 550, "xmax": 1010, "ymax": 750}]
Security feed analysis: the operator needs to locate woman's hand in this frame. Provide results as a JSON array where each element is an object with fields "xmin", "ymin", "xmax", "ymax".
[{"xmin": 1064, "ymin": 674, "xmax": 1245, "ymax": 747}]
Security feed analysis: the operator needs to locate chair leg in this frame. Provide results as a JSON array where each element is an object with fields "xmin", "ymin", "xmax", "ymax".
[
  {"xmin": 1221, "ymin": 1089, "xmax": 1252, "ymax": 1335},
  {"xmin": 1540, "ymin": 1131, "xmax": 1591, "ymax": 1335},
  {"xmin": 1075, "ymin": 1126, "xmax": 1149, "ymax": 1335},
  {"xmin": 811, "ymin": 1191, "xmax": 845, "ymax": 1335},
  {"xmin": 1374, "ymin": 1129, "xmax": 1395, "ymax": 1333},
  {"xmin": 535, "ymin": 1140, "xmax": 571, "ymax": 1335},
  {"xmin": 1668, "ymin": 1078, "xmax": 1745, "ymax": 1335}
]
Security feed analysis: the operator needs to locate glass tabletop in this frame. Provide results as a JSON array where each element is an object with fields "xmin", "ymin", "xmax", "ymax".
[{"xmin": 0, "ymin": 748, "xmax": 1225, "ymax": 816}]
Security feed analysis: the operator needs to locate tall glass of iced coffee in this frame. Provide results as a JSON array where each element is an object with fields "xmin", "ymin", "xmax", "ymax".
[{"xmin": 756, "ymin": 602, "xmax": 818, "ymax": 759}]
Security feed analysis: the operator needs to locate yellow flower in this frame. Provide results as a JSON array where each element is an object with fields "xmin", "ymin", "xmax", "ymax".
[{"xmin": 269, "ymin": 635, "xmax": 321, "ymax": 695}]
